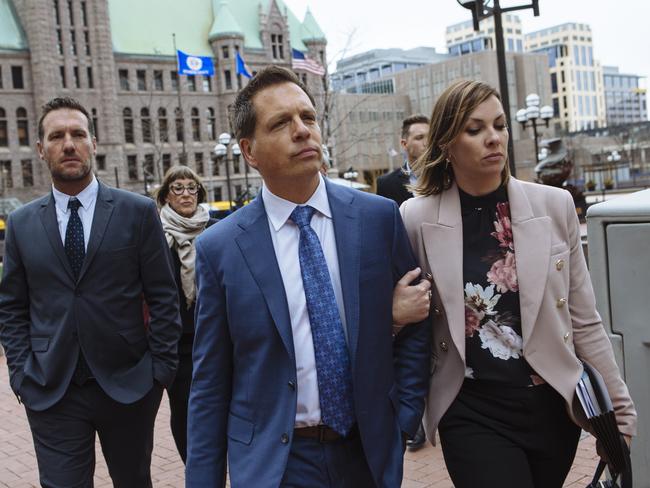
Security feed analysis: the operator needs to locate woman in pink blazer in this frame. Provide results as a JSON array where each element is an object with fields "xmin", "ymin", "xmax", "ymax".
[{"xmin": 399, "ymin": 80, "xmax": 636, "ymax": 487}]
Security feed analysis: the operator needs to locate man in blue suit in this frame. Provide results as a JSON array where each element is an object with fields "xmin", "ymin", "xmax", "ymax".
[{"xmin": 186, "ymin": 66, "xmax": 430, "ymax": 488}]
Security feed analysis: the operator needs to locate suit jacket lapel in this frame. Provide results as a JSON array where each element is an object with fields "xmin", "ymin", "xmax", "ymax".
[
  {"xmin": 508, "ymin": 178, "xmax": 551, "ymax": 348},
  {"xmin": 421, "ymin": 184, "xmax": 466, "ymax": 361},
  {"xmin": 235, "ymin": 196, "xmax": 295, "ymax": 361},
  {"xmin": 326, "ymin": 180, "xmax": 360, "ymax": 369},
  {"xmin": 78, "ymin": 182, "xmax": 114, "ymax": 282},
  {"xmin": 39, "ymin": 194, "xmax": 75, "ymax": 281}
]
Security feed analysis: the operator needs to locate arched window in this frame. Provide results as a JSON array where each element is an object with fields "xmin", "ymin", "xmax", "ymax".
[
  {"xmin": 16, "ymin": 107, "xmax": 29, "ymax": 146},
  {"xmin": 191, "ymin": 107, "xmax": 200, "ymax": 142},
  {"xmin": 158, "ymin": 107, "xmax": 168, "ymax": 142},
  {"xmin": 175, "ymin": 107, "xmax": 184, "ymax": 143},
  {"xmin": 206, "ymin": 107, "xmax": 216, "ymax": 140},
  {"xmin": 0, "ymin": 108, "xmax": 8, "ymax": 147},
  {"xmin": 141, "ymin": 107, "xmax": 152, "ymax": 143},
  {"xmin": 123, "ymin": 107, "xmax": 134, "ymax": 143}
]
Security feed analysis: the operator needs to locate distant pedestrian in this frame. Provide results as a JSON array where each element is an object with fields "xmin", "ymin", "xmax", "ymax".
[{"xmin": 0, "ymin": 97, "xmax": 181, "ymax": 488}]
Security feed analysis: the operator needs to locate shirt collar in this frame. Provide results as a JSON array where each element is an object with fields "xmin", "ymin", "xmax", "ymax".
[
  {"xmin": 52, "ymin": 175, "xmax": 99, "ymax": 213},
  {"xmin": 262, "ymin": 174, "xmax": 332, "ymax": 232}
]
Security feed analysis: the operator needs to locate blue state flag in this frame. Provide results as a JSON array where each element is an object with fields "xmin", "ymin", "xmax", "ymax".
[
  {"xmin": 236, "ymin": 52, "xmax": 252, "ymax": 79},
  {"xmin": 176, "ymin": 50, "xmax": 214, "ymax": 76}
]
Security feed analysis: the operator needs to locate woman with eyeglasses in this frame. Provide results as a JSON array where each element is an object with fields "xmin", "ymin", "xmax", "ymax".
[{"xmin": 155, "ymin": 166, "xmax": 216, "ymax": 463}]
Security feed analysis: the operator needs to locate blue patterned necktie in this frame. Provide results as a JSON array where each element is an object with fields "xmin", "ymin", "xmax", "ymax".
[
  {"xmin": 65, "ymin": 198, "xmax": 85, "ymax": 280},
  {"xmin": 290, "ymin": 205, "xmax": 355, "ymax": 436}
]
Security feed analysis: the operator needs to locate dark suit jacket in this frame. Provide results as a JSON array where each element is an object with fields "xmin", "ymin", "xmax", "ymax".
[
  {"xmin": 186, "ymin": 180, "xmax": 430, "ymax": 488},
  {"xmin": 0, "ymin": 182, "xmax": 182, "ymax": 411},
  {"xmin": 376, "ymin": 166, "xmax": 413, "ymax": 206}
]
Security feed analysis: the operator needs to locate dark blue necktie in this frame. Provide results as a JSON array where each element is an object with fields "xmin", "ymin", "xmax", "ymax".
[
  {"xmin": 290, "ymin": 205, "xmax": 355, "ymax": 436},
  {"xmin": 65, "ymin": 198, "xmax": 85, "ymax": 280},
  {"xmin": 65, "ymin": 198, "xmax": 91, "ymax": 385}
]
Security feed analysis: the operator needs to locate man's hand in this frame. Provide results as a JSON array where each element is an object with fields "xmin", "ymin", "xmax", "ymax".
[{"xmin": 393, "ymin": 267, "xmax": 432, "ymax": 328}]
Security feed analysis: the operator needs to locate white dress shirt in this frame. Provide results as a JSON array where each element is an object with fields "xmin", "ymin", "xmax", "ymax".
[
  {"xmin": 262, "ymin": 175, "xmax": 347, "ymax": 428},
  {"xmin": 52, "ymin": 176, "xmax": 99, "ymax": 251}
]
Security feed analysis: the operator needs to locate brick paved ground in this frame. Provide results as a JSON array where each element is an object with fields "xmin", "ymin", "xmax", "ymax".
[{"xmin": 0, "ymin": 355, "xmax": 601, "ymax": 487}]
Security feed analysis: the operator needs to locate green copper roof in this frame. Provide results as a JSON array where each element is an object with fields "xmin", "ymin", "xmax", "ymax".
[
  {"xmin": 108, "ymin": 0, "xmax": 321, "ymax": 56},
  {"xmin": 301, "ymin": 8, "xmax": 326, "ymax": 42},
  {"xmin": 0, "ymin": 0, "xmax": 28, "ymax": 51},
  {"xmin": 208, "ymin": 0, "xmax": 243, "ymax": 40}
]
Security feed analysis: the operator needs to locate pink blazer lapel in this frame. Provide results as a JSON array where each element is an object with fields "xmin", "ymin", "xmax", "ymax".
[
  {"xmin": 421, "ymin": 183, "xmax": 466, "ymax": 362},
  {"xmin": 508, "ymin": 178, "xmax": 552, "ymax": 349}
]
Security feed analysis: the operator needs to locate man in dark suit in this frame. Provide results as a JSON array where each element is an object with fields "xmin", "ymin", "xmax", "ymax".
[
  {"xmin": 0, "ymin": 97, "xmax": 181, "ymax": 487},
  {"xmin": 186, "ymin": 66, "xmax": 430, "ymax": 488},
  {"xmin": 376, "ymin": 114, "xmax": 430, "ymax": 206}
]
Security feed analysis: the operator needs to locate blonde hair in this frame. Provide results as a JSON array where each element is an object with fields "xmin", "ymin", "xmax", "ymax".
[{"xmin": 411, "ymin": 80, "xmax": 510, "ymax": 196}]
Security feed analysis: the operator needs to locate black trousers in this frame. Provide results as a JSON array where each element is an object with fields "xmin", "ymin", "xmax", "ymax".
[
  {"xmin": 438, "ymin": 380, "xmax": 581, "ymax": 488},
  {"xmin": 25, "ymin": 380, "xmax": 163, "ymax": 488},
  {"xmin": 166, "ymin": 348, "xmax": 193, "ymax": 463}
]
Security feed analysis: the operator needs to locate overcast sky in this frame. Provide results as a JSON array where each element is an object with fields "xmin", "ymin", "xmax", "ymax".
[{"xmin": 283, "ymin": 0, "xmax": 649, "ymax": 83}]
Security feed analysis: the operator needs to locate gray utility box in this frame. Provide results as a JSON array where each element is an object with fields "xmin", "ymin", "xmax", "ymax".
[{"xmin": 587, "ymin": 189, "xmax": 650, "ymax": 485}]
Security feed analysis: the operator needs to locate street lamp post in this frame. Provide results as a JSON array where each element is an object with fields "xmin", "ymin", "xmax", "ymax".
[
  {"xmin": 343, "ymin": 167, "xmax": 359, "ymax": 187},
  {"xmin": 456, "ymin": 0, "xmax": 540, "ymax": 177},
  {"xmin": 214, "ymin": 132, "xmax": 241, "ymax": 211},
  {"xmin": 516, "ymin": 93, "xmax": 553, "ymax": 166}
]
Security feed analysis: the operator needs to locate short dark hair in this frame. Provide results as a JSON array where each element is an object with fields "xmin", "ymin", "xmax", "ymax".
[
  {"xmin": 230, "ymin": 65, "xmax": 315, "ymax": 141},
  {"xmin": 155, "ymin": 165, "xmax": 207, "ymax": 207},
  {"xmin": 401, "ymin": 114, "xmax": 430, "ymax": 139},
  {"xmin": 38, "ymin": 97, "xmax": 95, "ymax": 140}
]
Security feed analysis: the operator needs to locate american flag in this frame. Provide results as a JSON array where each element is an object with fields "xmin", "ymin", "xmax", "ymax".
[{"xmin": 291, "ymin": 48, "xmax": 326, "ymax": 76}]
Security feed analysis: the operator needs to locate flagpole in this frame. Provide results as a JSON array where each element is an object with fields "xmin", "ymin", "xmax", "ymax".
[{"xmin": 172, "ymin": 33, "xmax": 187, "ymax": 164}]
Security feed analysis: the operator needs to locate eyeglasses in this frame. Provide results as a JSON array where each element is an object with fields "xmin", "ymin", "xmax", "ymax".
[{"xmin": 169, "ymin": 183, "xmax": 200, "ymax": 195}]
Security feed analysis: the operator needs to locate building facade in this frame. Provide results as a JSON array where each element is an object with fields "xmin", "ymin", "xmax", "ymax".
[
  {"xmin": 0, "ymin": 0, "xmax": 327, "ymax": 203},
  {"xmin": 445, "ymin": 14, "xmax": 524, "ymax": 57},
  {"xmin": 602, "ymin": 66, "xmax": 647, "ymax": 126}
]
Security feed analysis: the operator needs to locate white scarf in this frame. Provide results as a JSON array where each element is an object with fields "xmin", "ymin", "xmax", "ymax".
[{"xmin": 160, "ymin": 203, "xmax": 210, "ymax": 308}]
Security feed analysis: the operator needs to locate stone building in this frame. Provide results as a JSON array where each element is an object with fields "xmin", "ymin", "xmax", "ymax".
[{"xmin": 0, "ymin": 0, "xmax": 327, "ymax": 203}]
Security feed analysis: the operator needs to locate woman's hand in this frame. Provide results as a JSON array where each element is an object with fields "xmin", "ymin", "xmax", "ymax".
[{"xmin": 392, "ymin": 267, "xmax": 432, "ymax": 327}]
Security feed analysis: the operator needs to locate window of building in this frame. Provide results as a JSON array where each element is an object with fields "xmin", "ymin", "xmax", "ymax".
[
  {"xmin": 175, "ymin": 107, "xmax": 184, "ymax": 142},
  {"xmin": 81, "ymin": 1, "xmax": 88, "ymax": 26},
  {"xmin": 87, "ymin": 66, "xmax": 93, "ymax": 88},
  {"xmin": 119, "ymin": 69, "xmax": 129, "ymax": 90},
  {"xmin": 67, "ymin": 0, "xmax": 74, "ymax": 24},
  {"xmin": 57, "ymin": 29, "xmax": 63, "ymax": 54},
  {"xmin": 171, "ymin": 71, "xmax": 179, "ymax": 91},
  {"xmin": 144, "ymin": 154, "xmax": 154, "ymax": 180},
  {"xmin": 60, "ymin": 65, "xmax": 66, "ymax": 88},
  {"xmin": 224, "ymin": 70, "xmax": 232, "ymax": 90},
  {"xmin": 551, "ymin": 73, "xmax": 558, "ymax": 94},
  {"xmin": 162, "ymin": 153, "xmax": 171, "ymax": 174},
  {"xmin": 187, "ymin": 76, "xmax": 196, "ymax": 92},
  {"xmin": 507, "ymin": 38, "xmax": 514, "ymax": 51},
  {"xmin": 70, "ymin": 29, "xmax": 77, "ymax": 55},
  {"xmin": 1, "ymin": 160, "xmax": 13, "ymax": 188},
  {"xmin": 84, "ymin": 30, "xmax": 90, "ymax": 55},
  {"xmin": 202, "ymin": 75, "xmax": 212, "ymax": 92},
  {"xmin": 137, "ymin": 70, "xmax": 146, "ymax": 91},
  {"xmin": 21, "ymin": 160, "xmax": 34, "ymax": 187},
  {"xmin": 96, "ymin": 154, "xmax": 106, "ymax": 171},
  {"xmin": 271, "ymin": 33, "xmax": 284, "ymax": 59},
  {"xmin": 11, "ymin": 66, "xmax": 24, "ymax": 89},
  {"xmin": 127, "ymin": 155, "xmax": 138, "ymax": 180},
  {"xmin": 154, "ymin": 70, "xmax": 163, "ymax": 91},
  {"xmin": 123, "ymin": 107, "xmax": 134, "ymax": 143},
  {"xmin": 16, "ymin": 108, "xmax": 29, "ymax": 146},
  {"xmin": 222, "ymin": 46, "xmax": 229, "ymax": 59},
  {"xmin": 0, "ymin": 108, "xmax": 7, "ymax": 146},
  {"xmin": 158, "ymin": 107, "xmax": 169, "ymax": 142},
  {"xmin": 233, "ymin": 157, "xmax": 240, "ymax": 174},
  {"xmin": 206, "ymin": 108, "xmax": 215, "ymax": 140},
  {"xmin": 194, "ymin": 152, "xmax": 204, "ymax": 175},
  {"xmin": 141, "ymin": 107, "xmax": 152, "ymax": 143},
  {"xmin": 54, "ymin": 0, "xmax": 61, "ymax": 25},
  {"xmin": 191, "ymin": 107, "xmax": 200, "ymax": 141},
  {"xmin": 91, "ymin": 108, "xmax": 98, "ymax": 140},
  {"xmin": 214, "ymin": 187, "xmax": 223, "ymax": 201},
  {"xmin": 212, "ymin": 157, "xmax": 220, "ymax": 175},
  {"xmin": 553, "ymin": 98, "xmax": 560, "ymax": 119},
  {"xmin": 73, "ymin": 66, "xmax": 80, "ymax": 88}
]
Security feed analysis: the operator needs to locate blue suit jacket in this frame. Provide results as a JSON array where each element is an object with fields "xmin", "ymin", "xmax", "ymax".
[
  {"xmin": 186, "ymin": 180, "xmax": 430, "ymax": 488},
  {"xmin": 0, "ymin": 183, "xmax": 181, "ymax": 410}
]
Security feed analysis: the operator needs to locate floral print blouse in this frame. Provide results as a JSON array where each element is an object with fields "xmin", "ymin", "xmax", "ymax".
[{"xmin": 460, "ymin": 186, "xmax": 542, "ymax": 387}]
